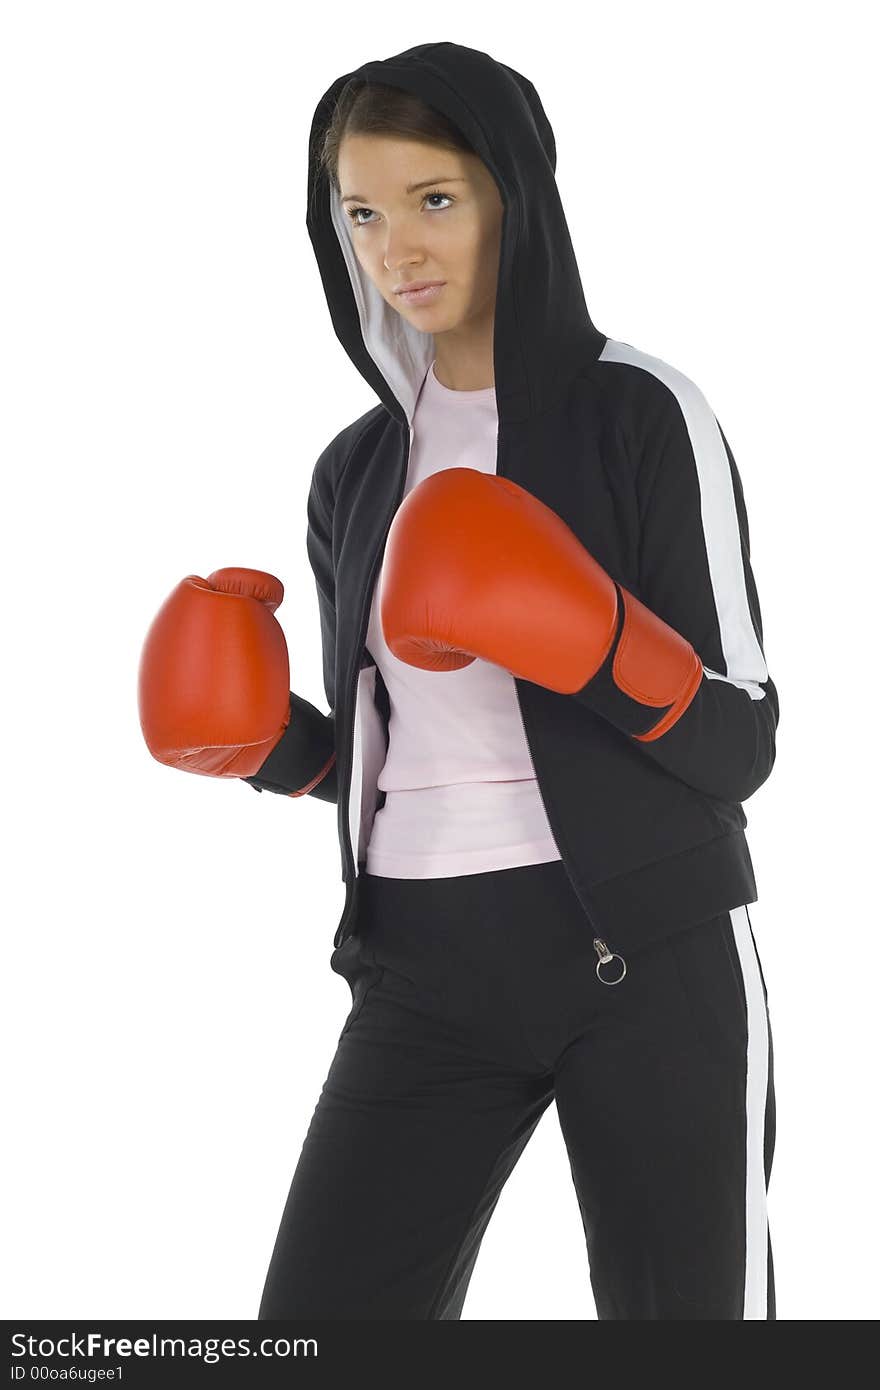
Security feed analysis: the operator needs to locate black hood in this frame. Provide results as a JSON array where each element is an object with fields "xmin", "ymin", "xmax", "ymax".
[{"xmin": 306, "ymin": 41, "xmax": 606, "ymax": 427}]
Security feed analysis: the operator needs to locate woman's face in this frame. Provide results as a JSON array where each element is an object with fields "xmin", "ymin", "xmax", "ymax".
[{"xmin": 337, "ymin": 134, "xmax": 504, "ymax": 339}]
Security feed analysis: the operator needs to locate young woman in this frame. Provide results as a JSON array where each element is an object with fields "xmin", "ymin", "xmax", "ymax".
[{"xmin": 140, "ymin": 42, "xmax": 780, "ymax": 1320}]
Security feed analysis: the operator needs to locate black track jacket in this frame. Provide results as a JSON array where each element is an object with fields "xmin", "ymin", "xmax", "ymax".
[{"xmin": 246, "ymin": 41, "xmax": 780, "ymax": 958}]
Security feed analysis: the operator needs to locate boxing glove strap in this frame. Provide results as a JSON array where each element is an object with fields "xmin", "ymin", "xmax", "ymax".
[{"xmin": 573, "ymin": 582, "xmax": 703, "ymax": 740}]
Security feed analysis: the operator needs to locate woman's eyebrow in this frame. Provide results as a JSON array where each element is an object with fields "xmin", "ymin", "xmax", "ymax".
[{"xmin": 341, "ymin": 176, "xmax": 467, "ymax": 205}]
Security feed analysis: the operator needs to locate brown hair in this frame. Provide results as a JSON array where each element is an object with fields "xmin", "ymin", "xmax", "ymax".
[{"xmin": 318, "ymin": 80, "xmax": 475, "ymax": 195}]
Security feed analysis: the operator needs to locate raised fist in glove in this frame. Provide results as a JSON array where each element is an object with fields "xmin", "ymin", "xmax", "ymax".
[
  {"xmin": 379, "ymin": 468, "xmax": 703, "ymax": 743},
  {"xmin": 138, "ymin": 567, "xmax": 291, "ymax": 779}
]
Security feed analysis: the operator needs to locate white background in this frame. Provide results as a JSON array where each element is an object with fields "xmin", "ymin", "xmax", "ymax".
[{"xmin": 2, "ymin": 0, "xmax": 877, "ymax": 1322}]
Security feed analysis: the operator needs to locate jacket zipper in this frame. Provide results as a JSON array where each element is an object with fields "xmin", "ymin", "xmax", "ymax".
[
  {"xmin": 593, "ymin": 937, "xmax": 627, "ymax": 986},
  {"xmin": 494, "ymin": 415, "xmax": 627, "ymax": 983},
  {"xmin": 334, "ymin": 419, "xmax": 413, "ymax": 945}
]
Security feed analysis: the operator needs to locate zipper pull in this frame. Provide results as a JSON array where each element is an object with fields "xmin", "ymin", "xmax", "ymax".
[{"xmin": 593, "ymin": 936, "xmax": 627, "ymax": 986}]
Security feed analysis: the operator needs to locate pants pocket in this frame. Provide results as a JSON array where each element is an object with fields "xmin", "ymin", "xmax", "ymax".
[
  {"xmin": 330, "ymin": 935, "xmax": 384, "ymax": 1039},
  {"xmin": 667, "ymin": 913, "xmax": 749, "ymax": 1064}
]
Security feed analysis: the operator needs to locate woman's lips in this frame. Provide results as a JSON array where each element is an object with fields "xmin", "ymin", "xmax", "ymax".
[{"xmin": 397, "ymin": 282, "xmax": 446, "ymax": 304}]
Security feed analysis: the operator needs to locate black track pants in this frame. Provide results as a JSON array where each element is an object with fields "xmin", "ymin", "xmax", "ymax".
[{"xmin": 259, "ymin": 860, "xmax": 775, "ymax": 1320}]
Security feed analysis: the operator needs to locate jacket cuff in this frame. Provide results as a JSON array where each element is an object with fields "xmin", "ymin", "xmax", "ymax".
[
  {"xmin": 242, "ymin": 690, "xmax": 337, "ymax": 802},
  {"xmin": 569, "ymin": 582, "xmax": 703, "ymax": 741}
]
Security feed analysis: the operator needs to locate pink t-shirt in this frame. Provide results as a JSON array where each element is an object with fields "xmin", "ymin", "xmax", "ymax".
[{"xmin": 363, "ymin": 359, "xmax": 562, "ymax": 878}]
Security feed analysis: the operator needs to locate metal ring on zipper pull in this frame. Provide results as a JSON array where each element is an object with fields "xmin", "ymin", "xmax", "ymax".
[{"xmin": 593, "ymin": 937, "xmax": 627, "ymax": 986}]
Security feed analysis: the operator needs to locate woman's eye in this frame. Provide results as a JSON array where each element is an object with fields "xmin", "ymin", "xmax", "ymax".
[{"xmin": 348, "ymin": 191, "xmax": 452, "ymax": 227}]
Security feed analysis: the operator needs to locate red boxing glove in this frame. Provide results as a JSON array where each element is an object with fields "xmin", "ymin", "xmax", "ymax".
[
  {"xmin": 379, "ymin": 468, "xmax": 702, "ymax": 742},
  {"xmin": 138, "ymin": 567, "xmax": 291, "ymax": 778}
]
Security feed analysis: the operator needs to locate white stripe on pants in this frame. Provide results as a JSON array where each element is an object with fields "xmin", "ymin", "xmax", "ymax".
[{"xmin": 728, "ymin": 904, "xmax": 772, "ymax": 1319}]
